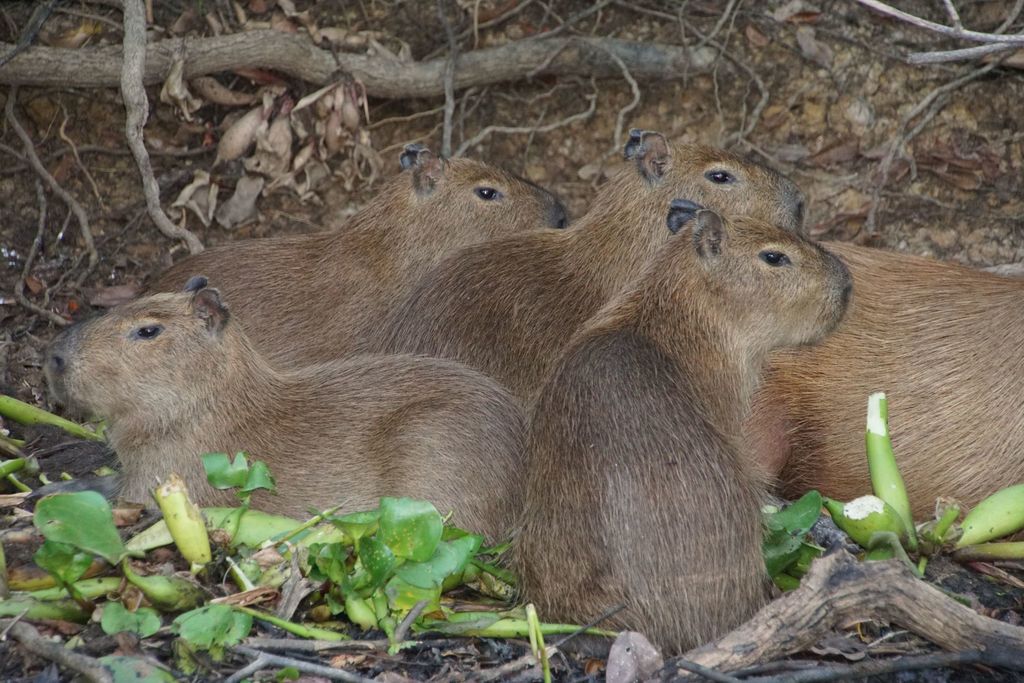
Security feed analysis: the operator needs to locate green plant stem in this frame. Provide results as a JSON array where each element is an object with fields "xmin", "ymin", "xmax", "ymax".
[
  {"xmin": 933, "ymin": 504, "xmax": 960, "ymax": 542},
  {"xmin": 268, "ymin": 504, "xmax": 344, "ymax": 548},
  {"xmin": 865, "ymin": 392, "xmax": 918, "ymax": 552},
  {"xmin": 233, "ymin": 605, "xmax": 349, "ymax": 641},
  {"xmin": 0, "ymin": 396, "xmax": 101, "ymax": 441},
  {"xmin": 27, "ymin": 576, "xmax": 123, "ymax": 602},
  {"xmin": 0, "ymin": 458, "xmax": 26, "ymax": 478},
  {"xmin": 0, "ymin": 436, "xmax": 21, "ymax": 457},
  {"xmin": 449, "ymin": 618, "xmax": 617, "ymax": 639},
  {"xmin": 953, "ymin": 541, "xmax": 1024, "ymax": 562},
  {"xmin": 5, "ymin": 474, "xmax": 30, "ymax": 492},
  {"xmin": 0, "ymin": 596, "xmax": 92, "ymax": 622}
]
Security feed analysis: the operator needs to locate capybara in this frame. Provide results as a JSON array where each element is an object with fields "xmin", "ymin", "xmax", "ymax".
[
  {"xmin": 372, "ymin": 130, "xmax": 806, "ymax": 401},
  {"xmin": 44, "ymin": 277, "xmax": 524, "ymax": 540},
  {"xmin": 149, "ymin": 145, "xmax": 568, "ymax": 367},
  {"xmin": 748, "ymin": 241, "xmax": 1024, "ymax": 517},
  {"xmin": 515, "ymin": 202, "xmax": 852, "ymax": 654}
]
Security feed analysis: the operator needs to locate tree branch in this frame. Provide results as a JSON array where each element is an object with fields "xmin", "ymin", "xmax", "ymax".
[
  {"xmin": 0, "ymin": 32, "xmax": 713, "ymax": 97},
  {"xmin": 666, "ymin": 550, "xmax": 1024, "ymax": 676}
]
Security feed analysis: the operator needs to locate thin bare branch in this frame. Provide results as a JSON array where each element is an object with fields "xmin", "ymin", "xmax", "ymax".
[
  {"xmin": 120, "ymin": 0, "xmax": 204, "ymax": 254},
  {"xmin": 454, "ymin": 85, "xmax": 597, "ymax": 157},
  {"xmin": 855, "ymin": 0, "xmax": 1024, "ymax": 44},
  {"xmin": 5, "ymin": 87, "xmax": 98, "ymax": 282},
  {"xmin": 13, "ymin": 182, "xmax": 69, "ymax": 327},
  {"xmin": 437, "ymin": 0, "xmax": 459, "ymax": 157}
]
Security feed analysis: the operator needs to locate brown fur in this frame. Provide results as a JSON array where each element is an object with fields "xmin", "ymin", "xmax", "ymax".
[
  {"xmin": 371, "ymin": 133, "xmax": 806, "ymax": 401},
  {"xmin": 44, "ymin": 282, "xmax": 525, "ymax": 541},
  {"xmin": 149, "ymin": 148, "xmax": 568, "ymax": 367},
  {"xmin": 748, "ymin": 241, "xmax": 1024, "ymax": 516},
  {"xmin": 515, "ymin": 206, "xmax": 852, "ymax": 655}
]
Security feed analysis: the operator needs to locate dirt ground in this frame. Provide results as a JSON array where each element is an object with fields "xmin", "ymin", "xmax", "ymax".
[{"xmin": 1, "ymin": 0, "xmax": 1024, "ymax": 679}]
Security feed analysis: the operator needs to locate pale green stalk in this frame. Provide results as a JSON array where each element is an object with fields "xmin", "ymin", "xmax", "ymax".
[
  {"xmin": 0, "ymin": 396, "xmax": 101, "ymax": 441},
  {"xmin": 865, "ymin": 392, "xmax": 917, "ymax": 552}
]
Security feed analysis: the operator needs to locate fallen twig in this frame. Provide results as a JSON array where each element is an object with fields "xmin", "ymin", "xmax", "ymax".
[
  {"xmin": 746, "ymin": 649, "xmax": 1024, "ymax": 683},
  {"xmin": 392, "ymin": 599, "xmax": 429, "ymax": 644},
  {"xmin": 0, "ymin": 32, "xmax": 714, "ymax": 98},
  {"xmin": 0, "ymin": 618, "xmax": 113, "ymax": 683},
  {"xmin": 13, "ymin": 181, "xmax": 69, "ymax": 327},
  {"xmin": 119, "ymin": 0, "xmax": 204, "ymax": 254},
  {"xmin": 866, "ymin": 58, "xmax": 1004, "ymax": 233},
  {"xmin": 854, "ymin": 0, "xmax": 1024, "ymax": 64},
  {"xmin": 230, "ymin": 645, "xmax": 375, "ymax": 683},
  {"xmin": 0, "ymin": 0, "xmax": 59, "ymax": 68},
  {"xmin": 663, "ymin": 550, "xmax": 1024, "ymax": 676},
  {"xmin": 454, "ymin": 82, "xmax": 597, "ymax": 157},
  {"xmin": 4, "ymin": 86, "xmax": 98, "ymax": 285}
]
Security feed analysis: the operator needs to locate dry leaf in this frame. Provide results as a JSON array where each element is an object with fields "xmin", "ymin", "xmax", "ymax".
[
  {"xmin": 44, "ymin": 20, "xmax": 103, "ymax": 49},
  {"xmin": 215, "ymin": 174, "xmax": 265, "ymax": 230},
  {"xmin": 171, "ymin": 171, "xmax": 220, "ymax": 227},
  {"xmin": 772, "ymin": 0, "xmax": 806, "ymax": 23},
  {"xmin": 606, "ymin": 631, "xmax": 663, "ymax": 683},
  {"xmin": 87, "ymin": 284, "xmax": 142, "ymax": 308},
  {"xmin": 215, "ymin": 95, "xmax": 272, "ymax": 165},
  {"xmin": 796, "ymin": 26, "xmax": 833, "ymax": 68},
  {"xmin": 190, "ymin": 77, "xmax": 257, "ymax": 107},
  {"xmin": 159, "ymin": 49, "xmax": 204, "ymax": 122},
  {"xmin": 808, "ymin": 140, "xmax": 859, "ymax": 167},
  {"xmin": 24, "ymin": 275, "xmax": 44, "ymax": 295},
  {"xmin": 245, "ymin": 113, "xmax": 294, "ymax": 178},
  {"xmin": 745, "ymin": 24, "xmax": 770, "ymax": 48}
]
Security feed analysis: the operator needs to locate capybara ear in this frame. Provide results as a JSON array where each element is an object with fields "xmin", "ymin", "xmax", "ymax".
[
  {"xmin": 183, "ymin": 275, "xmax": 209, "ymax": 293},
  {"xmin": 666, "ymin": 199, "xmax": 705, "ymax": 235},
  {"xmin": 692, "ymin": 210, "xmax": 726, "ymax": 259},
  {"xmin": 624, "ymin": 129, "xmax": 671, "ymax": 182},
  {"xmin": 190, "ymin": 287, "xmax": 230, "ymax": 335},
  {"xmin": 400, "ymin": 143, "xmax": 445, "ymax": 195}
]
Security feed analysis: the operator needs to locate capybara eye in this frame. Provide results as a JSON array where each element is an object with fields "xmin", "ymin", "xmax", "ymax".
[
  {"xmin": 759, "ymin": 251, "xmax": 791, "ymax": 267},
  {"xmin": 474, "ymin": 187, "xmax": 502, "ymax": 201},
  {"xmin": 131, "ymin": 325, "xmax": 164, "ymax": 340},
  {"xmin": 705, "ymin": 170, "xmax": 735, "ymax": 184}
]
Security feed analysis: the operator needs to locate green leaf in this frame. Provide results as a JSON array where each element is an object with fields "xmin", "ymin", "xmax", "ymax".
[
  {"xmin": 242, "ymin": 459, "xmax": 276, "ymax": 493},
  {"xmin": 356, "ymin": 536, "xmax": 396, "ymax": 592},
  {"xmin": 378, "ymin": 497, "xmax": 442, "ymax": 562},
  {"xmin": 765, "ymin": 490, "xmax": 823, "ymax": 535},
  {"xmin": 276, "ymin": 667, "xmax": 301, "ymax": 682},
  {"xmin": 172, "ymin": 604, "xmax": 253, "ymax": 660},
  {"xmin": 101, "ymin": 603, "xmax": 162, "ymax": 638},
  {"xmin": 384, "ymin": 576, "xmax": 441, "ymax": 613},
  {"xmin": 202, "ymin": 452, "xmax": 249, "ymax": 490},
  {"xmin": 34, "ymin": 541, "xmax": 93, "ymax": 589},
  {"xmin": 100, "ymin": 655, "xmax": 177, "ymax": 683},
  {"xmin": 397, "ymin": 535, "xmax": 481, "ymax": 590},
  {"xmin": 329, "ymin": 509, "xmax": 380, "ymax": 543},
  {"xmin": 762, "ymin": 529, "xmax": 805, "ymax": 578},
  {"xmin": 34, "ymin": 491, "xmax": 126, "ymax": 564},
  {"xmin": 309, "ymin": 543, "xmax": 352, "ymax": 584}
]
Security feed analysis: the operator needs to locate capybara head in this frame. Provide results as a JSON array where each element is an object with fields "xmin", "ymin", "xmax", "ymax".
[
  {"xmin": 665, "ymin": 200, "xmax": 851, "ymax": 348},
  {"xmin": 46, "ymin": 276, "xmax": 233, "ymax": 425},
  {"xmin": 397, "ymin": 143, "xmax": 568, "ymax": 231},
  {"xmin": 624, "ymin": 129, "xmax": 805, "ymax": 233}
]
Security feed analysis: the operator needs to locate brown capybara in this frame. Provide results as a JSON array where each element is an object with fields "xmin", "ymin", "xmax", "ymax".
[
  {"xmin": 149, "ymin": 145, "xmax": 568, "ymax": 367},
  {"xmin": 515, "ymin": 202, "xmax": 852, "ymax": 655},
  {"xmin": 44, "ymin": 276, "xmax": 524, "ymax": 541},
  {"xmin": 371, "ymin": 130, "xmax": 806, "ymax": 401},
  {"xmin": 748, "ymin": 241, "xmax": 1024, "ymax": 517}
]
